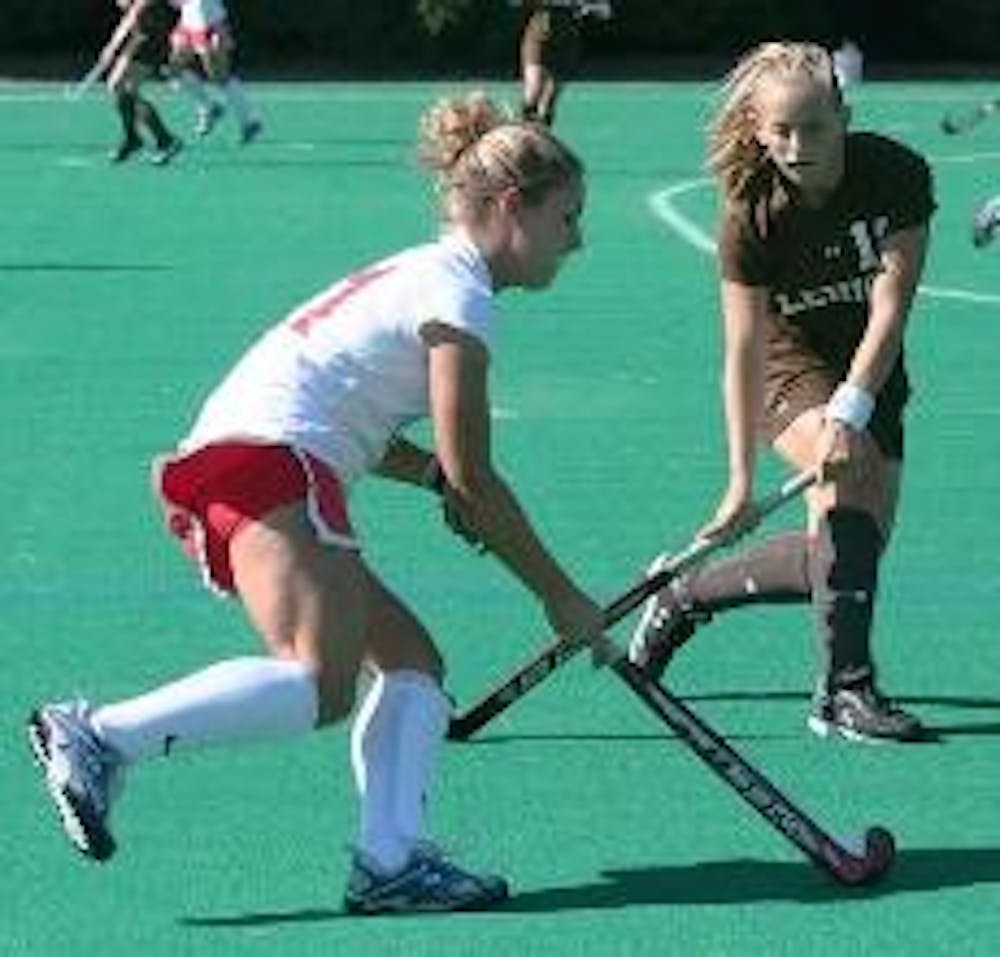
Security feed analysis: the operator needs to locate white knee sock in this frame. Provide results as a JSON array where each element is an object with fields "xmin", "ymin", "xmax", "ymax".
[
  {"xmin": 90, "ymin": 657, "xmax": 318, "ymax": 763},
  {"xmin": 175, "ymin": 68, "xmax": 215, "ymax": 109},
  {"xmin": 350, "ymin": 670, "xmax": 450, "ymax": 874},
  {"xmin": 220, "ymin": 77, "xmax": 256, "ymax": 125}
]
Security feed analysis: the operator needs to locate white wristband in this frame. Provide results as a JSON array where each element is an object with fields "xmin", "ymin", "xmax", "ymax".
[{"xmin": 826, "ymin": 382, "xmax": 875, "ymax": 431}]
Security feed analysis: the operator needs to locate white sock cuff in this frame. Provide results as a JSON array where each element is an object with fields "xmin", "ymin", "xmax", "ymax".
[{"xmin": 382, "ymin": 669, "xmax": 450, "ymax": 708}]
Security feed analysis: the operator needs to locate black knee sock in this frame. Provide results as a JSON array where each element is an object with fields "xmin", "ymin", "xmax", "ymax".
[
  {"xmin": 115, "ymin": 91, "xmax": 139, "ymax": 142},
  {"xmin": 135, "ymin": 96, "xmax": 173, "ymax": 148},
  {"xmin": 677, "ymin": 531, "xmax": 812, "ymax": 614},
  {"xmin": 809, "ymin": 508, "xmax": 882, "ymax": 692}
]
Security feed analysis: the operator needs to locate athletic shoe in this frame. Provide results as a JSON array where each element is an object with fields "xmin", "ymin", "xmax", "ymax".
[
  {"xmin": 109, "ymin": 137, "xmax": 143, "ymax": 164},
  {"xmin": 239, "ymin": 119, "xmax": 263, "ymax": 145},
  {"xmin": 972, "ymin": 196, "xmax": 1000, "ymax": 248},
  {"xmin": 343, "ymin": 844, "xmax": 509, "ymax": 915},
  {"xmin": 194, "ymin": 102, "xmax": 225, "ymax": 138},
  {"xmin": 807, "ymin": 684, "xmax": 926, "ymax": 743},
  {"xmin": 627, "ymin": 579, "xmax": 710, "ymax": 681},
  {"xmin": 150, "ymin": 137, "xmax": 183, "ymax": 167},
  {"xmin": 26, "ymin": 700, "xmax": 124, "ymax": 861}
]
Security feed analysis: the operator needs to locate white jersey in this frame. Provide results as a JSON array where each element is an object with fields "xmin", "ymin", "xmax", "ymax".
[
  {"xmin": 181, "ymin": 231, "xmax": 497, "ymax": 487},
  {"xmin": 172, "ymin": 0, "xmax": 228, "ymax": 30}
]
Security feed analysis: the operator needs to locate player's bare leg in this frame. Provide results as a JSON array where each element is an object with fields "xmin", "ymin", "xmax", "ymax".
[{"xmin": 200, "ymin": 44, "xmax": 262, "ymax": 144}]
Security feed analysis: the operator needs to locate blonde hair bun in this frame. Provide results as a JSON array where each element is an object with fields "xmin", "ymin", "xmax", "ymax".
[{"xmin": 418, "ymin": 91, "xmax": 510, "ymax": 174}]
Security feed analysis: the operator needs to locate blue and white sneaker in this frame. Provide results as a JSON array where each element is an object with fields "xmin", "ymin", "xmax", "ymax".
[
  {"xmin": 972, "ymin": 196, "xmax": 1000, "ymax": 248},
  {"xmin": 239, "ymin": 119, "xmax": 263, "ymax": 145},
  {"xmin": 26, "ymin": 700, "xmax": 124, "ymax": 861},
  {"xmin": 344, "ymin": 844, "xmax": 509, "ymax": 915}
]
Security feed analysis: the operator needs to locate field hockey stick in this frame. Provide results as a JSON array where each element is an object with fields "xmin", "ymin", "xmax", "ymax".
[
  {"xmin": 940, "ymin": 97, "xmax": 1000, "ymax": 135},
  {"xmin": 64, "ymin": 59, "xmax": 108, "ymax": 101},
  {"xmin": 447, "ymin": 469, "xmax": 816, "ymax": 741},
  {"xmin": 610, "ymin": 656, "xmax": 896, "ymax": 886},
  {"xmin": 63, "ymin": 2, "xmax": 142, "ymax": 101}
]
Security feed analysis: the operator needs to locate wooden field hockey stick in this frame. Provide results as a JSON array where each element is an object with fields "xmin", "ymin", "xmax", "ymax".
[
  {"xmin": 64, "ymin": 59, "xmax": 108, "ymax": 101},
  {"xmin": 63, "ymin": 3, "xmax": 142, "ymax": 100},
  {"xmin": 610, "ymin": 655, "xmax": 896, "ymax": 886},
  {"xmin": 447, "ymin": 469, "xmax": 817, "ymax": 741}
]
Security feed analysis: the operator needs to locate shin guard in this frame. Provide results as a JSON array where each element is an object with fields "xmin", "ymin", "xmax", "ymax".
[{"xmin": 809, "ymin": 508, "xmax": 882, "ymax": 691}]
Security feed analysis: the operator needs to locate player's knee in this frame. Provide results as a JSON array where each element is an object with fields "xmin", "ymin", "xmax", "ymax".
[
  {"xmin": 314, "ymin": 674, "xmax": 357, "ymax": 726},
  {"xmin": 424, "ymin": 650, "xmax": 446, "ymax": 685}
]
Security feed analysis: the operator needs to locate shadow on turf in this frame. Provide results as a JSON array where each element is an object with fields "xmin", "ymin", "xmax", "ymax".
[
  {"xmin": 679, "ymin": 690, "xmax": 1000, "ymax": 740},
  {"xmin": 501, "ymin": 847, "xmax": 1000, "ymax": 910},
  {"xmin": 454, "ymin": 688, "xmax": 1000, "ymax": 745},
  {"xmin": 453, "ymin": 730, "xmax": 800, "ymax": 745},
  {"xmin": 176, "ymin": 847, "xmax": 1000, "ymax": 925}
]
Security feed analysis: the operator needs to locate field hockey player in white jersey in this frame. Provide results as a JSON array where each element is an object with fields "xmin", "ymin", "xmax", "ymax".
[
  {"xmin": 26, "ymin": 91, "xmax": 603, "ymax": 914},
  {"xmin": 167, "ymin": 0, "xmax": 262, "ymax": 142}
]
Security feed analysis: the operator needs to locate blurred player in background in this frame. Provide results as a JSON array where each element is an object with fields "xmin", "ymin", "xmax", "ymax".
[
  {"xmin": 972, "ymin": 195, "xmax": 1000, "ymax": 247},
  {"xmin": 630, "ymin": 41, "xmax": 934, "ymax": 744},
  {"xmin": 167, "ymin": 0, "xmax": 263, "ymax": 143},
  {"xmin": 824, "ymin": 0, "xmax": 866, "ymax": 91},
  {"xmin": 831, "ymin": 38, "xmax": 863, "ymax": 90},
  {"xmin": 27, "ymin": 92, "xmax": 603, "ymax": 914},
  {"xmin": 102, "ymin": 0, "xmax": 182, "ymax": 164},
  {"xmin": 517, "ymin": 0, "xmax": 613, "ymax": 126}
]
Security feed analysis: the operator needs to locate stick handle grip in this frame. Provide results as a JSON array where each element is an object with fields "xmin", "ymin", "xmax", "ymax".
[{"xmin": 604, "ymin": 468, "xmax": 816, "ymax": 626}]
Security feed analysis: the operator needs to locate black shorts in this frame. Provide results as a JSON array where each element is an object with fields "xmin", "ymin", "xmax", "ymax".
[
  {"xmin": 133, "ymin": 7, "xmax": 171, "ymax": 69},
  {"xmin": 760, "ymin": 368, "xmax": 907, "ymax": 461}
]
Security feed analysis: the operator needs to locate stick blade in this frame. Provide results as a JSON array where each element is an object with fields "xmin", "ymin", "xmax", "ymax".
[
  {"xmin": 831, "ymin": 826, "xmax": 896, "ymax": 886},
  {"xmin": 446, "ymin": 717, "xmax": 475, "ymax": 742}
]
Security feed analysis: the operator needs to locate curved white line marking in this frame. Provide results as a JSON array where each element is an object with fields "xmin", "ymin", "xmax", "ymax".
[
  {"xmin": 647, "ymin": 178, "xmax": 1000, "ymax": 306},
  {"xmin": 647, "ymin": 178, "xmax": 716, "ymax": 254},
  {"xmin": 918, "ymin": 285, "xmax": 1000, "ymax": 305},
  {"xmin": 931, "ymin": 151, "xmax": 1000, "ymax": 165}
]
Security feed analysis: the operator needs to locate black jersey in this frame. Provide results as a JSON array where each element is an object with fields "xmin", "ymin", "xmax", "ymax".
[
  {"xmin": 133, "ymin": 1, "xmax": 173, "ymax": 67},
  {"xmin": 718, "ymin": 131, "xmax": 936, "ymax": 397}
]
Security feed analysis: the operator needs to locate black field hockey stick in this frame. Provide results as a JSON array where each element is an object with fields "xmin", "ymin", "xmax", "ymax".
[
  {"xmin": 447, "ymin": 469, "xmax": 816, "ymax": 741},
  {"xmin": 941, "ymin": 97, "xmax": 1000, "ymax": 135},
  {"xmin": 610, "ymin": 656, "xmax": 896, "ymax": 886}
]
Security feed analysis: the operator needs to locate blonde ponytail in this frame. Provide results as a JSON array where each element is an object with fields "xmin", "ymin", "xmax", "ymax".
[{"xmin": 417, "ymin": 90, "xmax": 584, "ymax": 222}]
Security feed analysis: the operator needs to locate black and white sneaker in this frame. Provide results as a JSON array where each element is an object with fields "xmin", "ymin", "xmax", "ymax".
[
  {"xmin": 109, "ymin": 137, "xmax": 143, "ymax": 164},
  {"xmin": 972, "ymin": 196, "xmax": 1000, "ymax": 248},
  {"xmin": 26, "ymin": 700, "xmax": 124, "ymax": 861},
  {"xmin": 628, "ymin": 577, "xmax": 710, "ymax": 681},
  {"xmin": 150, "ymin": 137, "xmax": 183, "ymax": 167},
  {"xmin": 808, "ymin": 684, "xmax": 925, "ymax": 743}
]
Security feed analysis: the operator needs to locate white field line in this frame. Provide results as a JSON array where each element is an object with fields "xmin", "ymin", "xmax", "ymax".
[{"xmin": 647, "ymin": 173, "xmax": 1000, "ymax": 306}]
